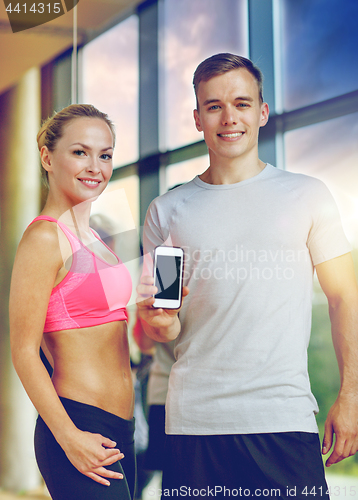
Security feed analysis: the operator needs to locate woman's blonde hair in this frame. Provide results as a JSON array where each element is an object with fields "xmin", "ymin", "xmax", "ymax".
[{"xmin": 37, "ymin": 104, "xmax": 116, "ymax": 186}]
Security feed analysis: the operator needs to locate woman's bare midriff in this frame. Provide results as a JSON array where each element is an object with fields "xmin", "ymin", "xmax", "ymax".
[{"xmin": 43, "ymin": 320, "xmax": 134, "ymax": 420}]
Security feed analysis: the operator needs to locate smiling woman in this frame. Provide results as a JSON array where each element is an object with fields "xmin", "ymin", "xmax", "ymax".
[
  {"xmin": 9, "ymin": 104, "xmax": 136, "ymax": 500},
  {"xmin": 40, "ymin": 118, "xmax": 114, "ymax": 208},
  {"xmin": 37, "ymin": 104, "xmax": 116, "ymax": 189}
]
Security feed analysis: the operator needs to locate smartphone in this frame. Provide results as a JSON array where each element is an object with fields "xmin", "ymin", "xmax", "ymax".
[{"xmin": 153, "ymin": 246, "xmax": 184, "ymax": 309}]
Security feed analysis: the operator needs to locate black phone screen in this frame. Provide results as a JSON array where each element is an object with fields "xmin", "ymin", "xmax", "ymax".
[{"xmin": 154, "ymin": 255, "xmax": 181, "ymax": 300}]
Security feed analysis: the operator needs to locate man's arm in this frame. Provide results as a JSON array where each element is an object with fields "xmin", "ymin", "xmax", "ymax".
[
  {"xmin": 315, "ymin": 252, "xmax": 358, "ymax": 467},
  {"xmin": 139, "ymin": 209, "xmax": 189, "ymax": 342}
]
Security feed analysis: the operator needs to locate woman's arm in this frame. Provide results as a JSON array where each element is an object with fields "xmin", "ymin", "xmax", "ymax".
[{"xmin": 10, "ymin": 221, "xmax": 123, "ymax": 486}]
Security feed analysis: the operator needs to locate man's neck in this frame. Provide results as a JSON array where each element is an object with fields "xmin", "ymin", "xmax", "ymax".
[{"xmin": 199, "ymin": 153, "xmax": 266, "ymax": 185}]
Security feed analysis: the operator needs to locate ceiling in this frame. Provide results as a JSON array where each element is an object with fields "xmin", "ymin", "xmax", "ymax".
[{"xmin": 0, "ymin": 0, "xmax": 142, "ymax": 95}]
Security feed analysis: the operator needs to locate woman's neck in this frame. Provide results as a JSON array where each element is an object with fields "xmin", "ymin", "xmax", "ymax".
[{"xmin": 41, "ymin": 196, "xmax": 92, "ymax": 233}]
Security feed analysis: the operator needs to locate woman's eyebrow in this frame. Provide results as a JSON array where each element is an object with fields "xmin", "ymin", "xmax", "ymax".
[{"xmin": 70, "ymin": 143, "xmax": 113, "ymax": 151}]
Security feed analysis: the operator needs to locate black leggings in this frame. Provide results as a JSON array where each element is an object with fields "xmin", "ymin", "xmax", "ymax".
[{"xmin": 34, "ymin": 397, "xmax": 136, "ymax": 500}]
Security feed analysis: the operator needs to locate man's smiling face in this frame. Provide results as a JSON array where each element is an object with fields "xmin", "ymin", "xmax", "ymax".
[{"xmin": 193, "ymin": 68, "xmax": 269, "ymax": 165}]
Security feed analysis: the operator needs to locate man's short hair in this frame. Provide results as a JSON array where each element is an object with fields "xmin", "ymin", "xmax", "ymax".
[{"xmin": 193, "ymin": 53, "xmax": 264, "ymax": 107}]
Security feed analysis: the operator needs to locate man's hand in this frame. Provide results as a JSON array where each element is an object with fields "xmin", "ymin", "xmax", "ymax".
[
  {"xmin": 322, "ymin": 393, "xmax": 358, "ymax": 467},
  {"xmin": 136, "ymin": 275, "xmax": 189, "ymax": 341}
]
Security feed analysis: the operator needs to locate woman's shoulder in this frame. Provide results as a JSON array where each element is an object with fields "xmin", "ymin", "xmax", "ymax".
[
  {"xmin": 18, "ymin": 217, "xmax": 66, "ymax": 265},
  {"xmin": 23, "ymin": 217, "xmax": 60, "ymax": 246}
]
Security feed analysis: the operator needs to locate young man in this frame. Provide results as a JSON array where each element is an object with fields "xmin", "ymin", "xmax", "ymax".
[{"xmin": 137, "ymin": 54, "xmax": 358, "ymax": 498}]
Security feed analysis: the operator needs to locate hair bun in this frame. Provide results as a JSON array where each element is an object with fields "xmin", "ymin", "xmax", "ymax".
[{"xmin": 37, "ymin": 124, "xmax": 48, "ymax": 151}]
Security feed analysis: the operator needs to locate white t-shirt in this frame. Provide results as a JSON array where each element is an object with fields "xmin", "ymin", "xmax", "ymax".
[{"xmin": 142, "ymin": 164, "xmax": 351, "ymax": 435}]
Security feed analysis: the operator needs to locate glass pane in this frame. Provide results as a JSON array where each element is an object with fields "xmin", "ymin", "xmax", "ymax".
[
  {"xmin": 285, "ymin": 113, "xmax": 358, "ymax": 246},
  {"xmin": 285, "ymin": 114, "xmax": 358, "ymax": 473},
  {"xmin": 165, "ymin": 155, "xmax": 209, "ymax": 191},
  {"xmin": 281, "ymin": 0, "xmax": 358, "ymax": 110},
  {"xmin": 81, "ymin": 16, "xmax": 139, "ymax": 167},
  {"xmin": 91, "ymin": 175, "xmax": 140, "ymax": 266},
  {"xmin": 161, "ymin": 0, "xmax": 248, "ymax": 151}
]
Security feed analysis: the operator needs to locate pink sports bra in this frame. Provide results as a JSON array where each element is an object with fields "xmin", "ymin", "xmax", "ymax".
[{"xmin": 29, "ymin": 216, "xmax": 132, "ymax": 333}]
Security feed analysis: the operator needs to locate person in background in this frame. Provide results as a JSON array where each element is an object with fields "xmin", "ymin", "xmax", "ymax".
[
  {"xmin": 131, "ymin": 351, "xmax": 155, "ymax": 499},
  {"xmin": 133, "ymin": 320, "xmax": 175, "ymax": 475},
  {"xmin": 10, "ymin": 104, "xmax": 135, "ymax": 500},
  {"xmin": 89, "ymin": 213, "xmax": 116, "ymax": 251}
]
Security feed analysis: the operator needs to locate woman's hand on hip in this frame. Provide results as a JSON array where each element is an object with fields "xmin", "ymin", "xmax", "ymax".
[{"xmin": 63, "ymin": 429, "xmax": 124, "ymax": 486}]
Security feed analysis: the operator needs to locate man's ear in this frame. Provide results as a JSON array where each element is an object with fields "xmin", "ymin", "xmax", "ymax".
[
  {"xmin": 40, "ymin": 146, "xmax": 52, "ymax": 173},
  {"xmin": 259, "ymin": 102, "xmax": 269, "ymax": 128},
  {"xmin": 193, "ymin": 109, "xmax": 203, "ymax": 132}
]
